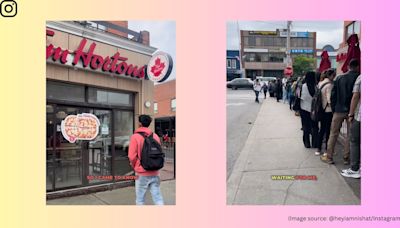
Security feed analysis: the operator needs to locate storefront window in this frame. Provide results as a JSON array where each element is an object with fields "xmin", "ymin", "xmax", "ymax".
[
  {"xmin": 47, "ymin": 81, "xmax": 85, "ymax": 103},
  {"xmin": 154, "ymin": 103, "xmax": 158, "ymax": 114},
  {"xmin": 231, "ymin": 59, "xmax": 236, "ymax": 69},
  {"xmin": 248, "ymin": 37, "xmax": 256, "ymax": 46},
  {"xmin": 47, "ymin": 105, "xmax": 85, "ymax": 190},
  {"xmin": 88, "ymin": 88, "xmax": 132, "ymax": 106},
  {"xmin": 88, "ymin": 109, "xmax": 112, "ymax": 184},
  {"xmin": 114, "ymin": 110, "xmax": 134, "ymax": 176},
  {"xmin": 47, "ymin": 81, "xmax": 137, "ymax": 191},
  {"xmin": 346, "ymin": 21, "xmax": 361, "ymax": 39},
  {"xmin": 171, "ymin": 99, "xmax": 176, "ymax": 112}
]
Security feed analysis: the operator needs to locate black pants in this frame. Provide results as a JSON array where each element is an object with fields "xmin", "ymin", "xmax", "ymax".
[
  {"xmin": 316, "ymin": 112, "xmax": 333, "ymax": 151},
  {"xmin": 300, "ymin": 109, "xmax": 319, "ymax": 148},
  {"xmin": 254, "ymin": 90, "xmax": 260, "ymax": 103},
  {"xmin": 276, "ymin": 90, "xmax": 282, "ymax": 102},
  {"xmin": 350, "ymin": 120, "xmax": 361, "ymax": 171},
  {"xmin": 263, "ymin": 89, "xmax": 268, "ymax": 98},
  {"xmin": 289, "ymin": 95, "xmax": 295, "ymax": 110}
]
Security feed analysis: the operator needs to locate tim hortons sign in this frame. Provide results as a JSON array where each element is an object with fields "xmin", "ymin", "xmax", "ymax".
[{"xmin": 46, "ymin": 29, "xmax": 173, "ymax": 82}]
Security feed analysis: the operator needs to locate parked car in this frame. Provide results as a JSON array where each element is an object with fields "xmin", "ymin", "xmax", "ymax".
[{"xmin": 227, "ymin": 78, "xmax": 254, "ymax": 90}]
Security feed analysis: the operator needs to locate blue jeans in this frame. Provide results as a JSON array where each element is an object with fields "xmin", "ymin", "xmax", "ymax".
[{"xmin": 135, "ymin": 175, "xmax": 164, "ymax": 205}]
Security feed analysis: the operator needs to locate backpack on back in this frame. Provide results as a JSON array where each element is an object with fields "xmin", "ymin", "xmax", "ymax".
[
  {"xmin": 311, "ymin": 82, "xmax": 331, "ymax": 121},
  {"xmin": 137, "ymin": 132, "xmax": 165, "ymax": 171}
]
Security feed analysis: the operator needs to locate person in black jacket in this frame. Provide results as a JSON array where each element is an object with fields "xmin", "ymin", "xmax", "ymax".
[
  {"xmin": 321, "ymin": 59, "xmax": 360, "ymax": 164},
  {"xmin": 276, "ymin": 78, "xmax": 283, "ymax": 102}
]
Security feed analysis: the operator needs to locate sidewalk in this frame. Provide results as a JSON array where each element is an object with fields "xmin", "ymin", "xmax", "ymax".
[
  {"xmin": 227, "ymin": 97, "xmax": 360, "ymax": 205},
  {"xmin": 47, "ymin": 180, "xmax": 175, "ymax": 205}
]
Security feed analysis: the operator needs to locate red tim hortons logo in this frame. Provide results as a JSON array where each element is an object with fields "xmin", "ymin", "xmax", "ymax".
[
  {"xmin": 46, "ymin": 29, "xmax": 173, "ymax": 82},
  {"xmin": 146, "ymin": 52, "xmax": 173, "ymax": 83},
  {"xmin": 46, "ymin": 29, "xmax": 146, "ymax": 79}
]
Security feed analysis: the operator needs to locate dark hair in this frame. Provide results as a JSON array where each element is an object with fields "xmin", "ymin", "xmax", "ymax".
[
  {"xmin": 349, "ymin": 59, "xmax": 360, "ymax": 69},
  {"xmin": 139, "ymin": 115, "xmax": 152, "ymax": 127},
  {"xmin": 305, "ymin": 71, "xmax": 316, "ymax": 96},
  {"xmin": 316, "ymin": 72, "xmax": 321, "ymax": 82},
  {"xmin": 326, "ymin": 68, "xmax": 336, "ymax": 77}
]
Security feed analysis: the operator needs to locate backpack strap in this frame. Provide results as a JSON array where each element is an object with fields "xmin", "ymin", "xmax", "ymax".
[
  {"xmin": 320, "ymin": 81, "xmax": 331, "ymax": 90},
  {"xmin": 320, "ymin": 82, "xmax": 332, "ymax": 110},
  {"xmin": 136, "ymin": 132, "xmax": 155, "ymax": 140}
]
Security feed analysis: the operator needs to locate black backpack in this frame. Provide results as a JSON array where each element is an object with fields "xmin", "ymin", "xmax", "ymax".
[
  {"xmin": 137, "ymin": 132, "xmax": 165, "ymax": 171},
  {"xmin": 311, "ymin": 82, "xmax": 331, "ymax": 121}
]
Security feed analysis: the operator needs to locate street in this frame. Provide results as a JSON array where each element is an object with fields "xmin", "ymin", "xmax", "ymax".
[
  {"xmin": 227, "ymin": 96, "xmax": 360, "ymax": 205},
  {"xmin": 226, "ymin": 88, "xmax": 264, "ymax": 179}
]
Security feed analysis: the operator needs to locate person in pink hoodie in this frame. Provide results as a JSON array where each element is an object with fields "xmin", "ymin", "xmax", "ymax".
[{"xmin": 128, "ymin": 115, "xmax": 164, "ymax": 205}]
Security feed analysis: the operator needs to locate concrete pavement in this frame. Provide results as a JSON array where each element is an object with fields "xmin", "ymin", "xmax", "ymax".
[
  {"xmin": 227, "ymin": 89, "xmax": 263, "ymax": 179},
  {"xmin": 47, "ymin": 180, "xmax": 175, "ymax": 205},
  {"xmin": 227, "ymin": 97, "xmax": 360, "ymax": 205}
]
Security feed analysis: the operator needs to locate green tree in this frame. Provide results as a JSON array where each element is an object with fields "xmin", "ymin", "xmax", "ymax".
[{"xmin": 292, "ymin": 55, "xmax": 315, "ymax": 77}]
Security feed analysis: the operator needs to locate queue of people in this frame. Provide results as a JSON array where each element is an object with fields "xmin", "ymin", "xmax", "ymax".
[
  {"xmin": 250, "ymin": 59, "xmax": 361, "ymax": 180},
  {"xmin": 290, "ymin": 59, "xmax": 361, "ymax": 179}
]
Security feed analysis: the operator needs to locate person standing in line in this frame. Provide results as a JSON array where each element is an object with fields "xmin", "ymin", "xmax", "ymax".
[
  {"xmin": 315, "ymin": 69, "xmax": 336, "ymax": 156},
  {"xmin": 262, "ymin": 80, "xmax": 269, "ymax": 99},
  {"xmin": 269, "ymin": 80, "xmax": 276, "ymax": 97},
  {"xmin": 253, "ymin": 78, "xmax": 262, "ymax": 103},
  {"xmin": 341, "ymin": 74, "xmax": 361, "ymax": 178},
  {"xmin": 282, "ymin": 79, "xmax": 287, "ymax": 103},
  {"xmin": 293, "ymin": 77, "xmax": 303, "ymax": 116},
  {"xmin": 321, "ymin": 59, "xmax": 360, "ymax": 164},
  {"xmin": 299, "ymin": 71, "xmax": 318, "ymax": 148},
  {"xmin": 128, "ymin": 115, "xmax": 164, "ymax": 205},
  {"xmin": 288, "ymin": 81, "xmax": 295, "ymax": 110},
  {"xmin": 276, "ymin": 78, "xmax": 283, "ymax": 102}
]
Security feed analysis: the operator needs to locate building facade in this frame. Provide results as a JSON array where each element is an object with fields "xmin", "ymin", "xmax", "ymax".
[
  {"xmin": 226, "ymin": 50, "xmax": 241, "ymax": 81},
  {"xmin": 46, "ymin": 21, "xmax": 160, "ymax": 196},
  {"xmin": 241, "ymin": 30, "xmax": 316, "ymax": 79},
  {"xmin": 154, "ymin": 79, "xmax": 176, "ymax": 142}
]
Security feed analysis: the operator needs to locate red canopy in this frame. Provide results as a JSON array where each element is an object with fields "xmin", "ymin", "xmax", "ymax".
[
  {"xmin": 319, "ymin": 50, "xmax": 331, "ymax": 73},
  {"xmin": 341, "ymin": 34, "xmax": 361, "ymax": 73}
]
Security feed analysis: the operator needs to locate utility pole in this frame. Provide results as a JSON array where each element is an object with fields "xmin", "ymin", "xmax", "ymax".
[
  {"xmin": 237, "ymin": 21, "xmax": 244, "ymax": 78},
  {"xmin": 286, "ymin": 21, "xmax": 292, "ymax": 67}
]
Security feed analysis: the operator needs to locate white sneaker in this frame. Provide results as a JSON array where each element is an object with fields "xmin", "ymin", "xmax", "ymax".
[
  {"xmin": 315, "ymin": 151, "xmax": 321, "ymax": 156},
  {"xmin": 341, "ymin": 168, "xmax": 361, "ymax": 179}
]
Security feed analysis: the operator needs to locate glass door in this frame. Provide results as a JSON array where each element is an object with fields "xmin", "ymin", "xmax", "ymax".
[
  {"xmin": 86, "ymin": 109, "xmax": 113, "ymax": 184},
  {"xmin": 50, "ymin": 106, "xmax": 86, "ymax": 189}
]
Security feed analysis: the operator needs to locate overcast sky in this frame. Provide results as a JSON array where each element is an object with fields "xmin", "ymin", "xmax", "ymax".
[
  {"xmin": 227, "ymin": 21, "xmax": 343, "ymax": 50},
  {"xmin": 128, "ymin": 21, "xmax": 176, "ymax": 83}
]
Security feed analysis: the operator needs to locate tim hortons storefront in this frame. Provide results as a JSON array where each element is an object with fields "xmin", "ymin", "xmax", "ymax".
[{"xmin": 46, "ymin": 21, "xmax": 172, "ymax": 197}]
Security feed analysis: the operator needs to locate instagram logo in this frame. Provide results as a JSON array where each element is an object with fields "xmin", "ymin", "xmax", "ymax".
[{"xmin": 1, "ymin": 0, "xmax": 17, "ymax": 17}]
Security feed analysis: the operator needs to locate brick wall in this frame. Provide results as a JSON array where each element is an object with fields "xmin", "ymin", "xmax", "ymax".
[
  {"xmin": 154, "ymin": 80, "xmax": 176, "ymax": 118},
  {"xmin": 106, "ymin": 21, "xmax": 128, "ymax": 38}
]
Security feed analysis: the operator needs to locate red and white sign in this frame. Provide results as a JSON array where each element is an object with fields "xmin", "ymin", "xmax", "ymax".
[
  {"xmin": 46, "ymin": 29, "xmax": 173, "ymax": 82},
  {"xmin": 146, "ymin": 52, "xmax": 173, "ymax": 83},
  {"xmin": 61, "ymin": 113, "xmax": 100, "ymax": 143}
]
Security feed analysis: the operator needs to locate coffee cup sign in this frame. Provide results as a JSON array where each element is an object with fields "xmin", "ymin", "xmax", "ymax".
[{"xmin": 61, "ymin": 113, "xmax": 100, "ymax": 143}]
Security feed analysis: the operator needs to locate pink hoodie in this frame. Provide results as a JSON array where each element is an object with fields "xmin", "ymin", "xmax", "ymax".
[{"xmin": 128, "ymin": 127, "xmax": 161, "ymax": 176}]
